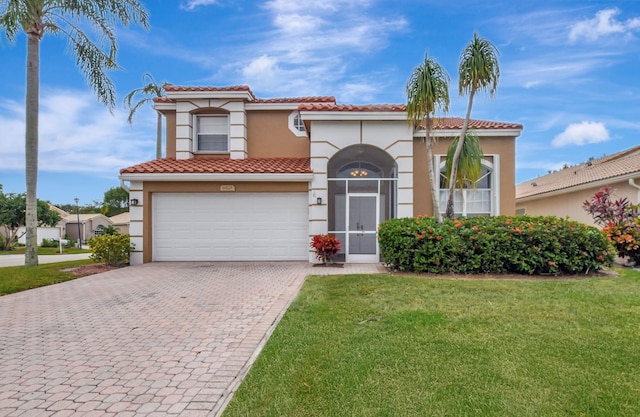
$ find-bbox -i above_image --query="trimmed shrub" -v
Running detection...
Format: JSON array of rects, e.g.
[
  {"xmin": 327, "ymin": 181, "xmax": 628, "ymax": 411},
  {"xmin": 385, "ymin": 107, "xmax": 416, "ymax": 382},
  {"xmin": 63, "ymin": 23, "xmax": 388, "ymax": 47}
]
[
  {"xmin": 40, "ymin": 238, "xmax": 59, "ymax": 248},
  {"xmin": 378, "ymin": 215, "xmax": 615, "ymax": 275},
  {"xmin": 88, "ymin": 234, "xmax": 133, "ymax": 266},
  {"xmin": 311, "ymin": 234, "xmax": 342, "ymax": 264}
]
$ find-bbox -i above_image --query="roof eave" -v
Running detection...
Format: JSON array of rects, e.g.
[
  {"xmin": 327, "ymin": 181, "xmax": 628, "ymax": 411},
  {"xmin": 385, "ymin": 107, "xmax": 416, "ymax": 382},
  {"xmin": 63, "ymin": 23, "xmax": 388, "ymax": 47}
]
[
  {"xmin": 300, "ymin": 111, "xmax": 407, "ymax": 121},
  {"xmin": 118, "ymin": 172, "xmax": 314, "ymax": 182},
  {"xmin": 165, "ymin": 90, "xmax": 254, "ymax": 101}
]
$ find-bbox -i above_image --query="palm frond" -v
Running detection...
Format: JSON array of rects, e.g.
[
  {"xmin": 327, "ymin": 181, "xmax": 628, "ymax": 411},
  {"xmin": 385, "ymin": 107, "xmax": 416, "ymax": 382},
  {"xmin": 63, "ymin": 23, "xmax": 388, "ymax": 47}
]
[{"xmin": 445, "ymin": 130, "xmax": 483, "ymax": 188}]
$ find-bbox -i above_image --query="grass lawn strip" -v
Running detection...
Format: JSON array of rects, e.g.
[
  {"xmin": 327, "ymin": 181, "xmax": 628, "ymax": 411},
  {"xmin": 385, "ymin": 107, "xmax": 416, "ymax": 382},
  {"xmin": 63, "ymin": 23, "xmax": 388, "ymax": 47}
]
[
  {"xmin": 223, "ymin": 269, "xmax": 640, "ymax": 417},
  {"xmin": 0, "ymin": 247, "xmax": 90, "ymax": 255},
  {"xmin": 0, "ymin": 259, "xmax": 96, "ymax": 295}
]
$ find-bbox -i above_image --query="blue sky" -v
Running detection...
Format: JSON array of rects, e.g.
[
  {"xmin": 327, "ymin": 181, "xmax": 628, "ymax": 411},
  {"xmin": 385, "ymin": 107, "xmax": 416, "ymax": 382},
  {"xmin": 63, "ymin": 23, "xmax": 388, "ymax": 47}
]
[{"xmin": 1, "ymin": 0, "xmax": 639, "ymax": 207}]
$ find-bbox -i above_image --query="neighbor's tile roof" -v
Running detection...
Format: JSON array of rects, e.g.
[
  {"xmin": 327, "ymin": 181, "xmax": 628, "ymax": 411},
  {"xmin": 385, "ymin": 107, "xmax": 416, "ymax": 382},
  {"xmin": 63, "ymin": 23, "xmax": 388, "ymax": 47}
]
[
  {"xmin": 109, "ymin": 212, "xmax": 130, "ymax": 225},
  {"xmin": 516, "ymin": 146, "xmax": 640, "ymax": 199},
  {"xmin": 120, "ymin": 157, "xmax": 312, "ymax": 175}
]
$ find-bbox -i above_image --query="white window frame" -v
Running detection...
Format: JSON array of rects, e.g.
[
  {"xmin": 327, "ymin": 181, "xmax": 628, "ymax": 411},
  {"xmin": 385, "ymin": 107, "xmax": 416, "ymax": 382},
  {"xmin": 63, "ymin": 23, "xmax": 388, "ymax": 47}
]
[
  {"xmin": 288, "ymin": 111, "xmax": 307, "ymax": 137},
  {"xmin": 435, "ymin": 154, "xmax": 499, "ymax": 217},
  {"xmin": 194, "ymin": 114, "xmax": 229, "ymax": 153}
]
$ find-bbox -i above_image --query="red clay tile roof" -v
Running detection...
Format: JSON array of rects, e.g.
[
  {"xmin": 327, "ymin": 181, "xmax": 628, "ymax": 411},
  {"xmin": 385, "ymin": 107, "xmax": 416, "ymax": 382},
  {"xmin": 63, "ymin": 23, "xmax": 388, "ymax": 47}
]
[
  {"xmin": 254, "ymin": 96, "xmax": 336, "ymax": 104},
  {"xmin": 164, "ymin": 84, "xmax": 253, "ymax": 93},
  {"xmin": 120, "ymin": 157, "xmax": 312, "ymax": 175},
  {"xmin": 516, "ymin": 146, "xmax": 640, "ymax": 199},
  {"xmin": 426, "ymin": 117, "xmax": 523, "ymax": 130},
  {"xmin": 298, "ymin": 103, "xmax": 407, "ymax": 112}
]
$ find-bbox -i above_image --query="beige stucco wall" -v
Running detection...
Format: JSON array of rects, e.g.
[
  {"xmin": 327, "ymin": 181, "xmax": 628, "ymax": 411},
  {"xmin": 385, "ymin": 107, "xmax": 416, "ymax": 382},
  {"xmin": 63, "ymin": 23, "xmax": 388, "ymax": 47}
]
[
  {"xmin": 413, "ymin": 136, "xmax": 517, "ymax": 216},
  {"xmin": 247, "ymin": 110, "xmax": 310, "ymax": 158},
  {"xmin": 516, "ymin": 178, "xmax": 640, "ymax": 227},
  {"xmin": 164, "ymin": 111, "xmax": 176, "ymax": 159}
]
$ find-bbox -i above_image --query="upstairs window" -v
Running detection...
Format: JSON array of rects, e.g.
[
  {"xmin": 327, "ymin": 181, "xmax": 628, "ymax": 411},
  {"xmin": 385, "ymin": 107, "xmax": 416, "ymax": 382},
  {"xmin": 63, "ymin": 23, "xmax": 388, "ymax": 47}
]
[
  {"xmin": 195, "ymin": 115, "xmax": 229, "ymax": 152},
  {"xmin": 288, "ymin": 111, "xmax": 307, "ymax": 137}
]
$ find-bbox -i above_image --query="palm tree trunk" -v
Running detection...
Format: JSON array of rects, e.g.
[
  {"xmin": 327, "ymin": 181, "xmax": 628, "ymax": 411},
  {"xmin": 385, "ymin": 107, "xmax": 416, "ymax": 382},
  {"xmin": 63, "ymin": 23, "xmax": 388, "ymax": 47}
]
[
  {"xmin": 425, "ymin": 119, "xmax": 442, "ymax": 223},
  {"xmin": 155, "ymin": 111, "xmax": 162, "ymax": 159},
  {"xmin": 445, "ymin": 90, "xmax": 475, "ymax": 218},
  {"xmin": 24, "ymin": 34, "xmax": 40, "ymax": 267}
]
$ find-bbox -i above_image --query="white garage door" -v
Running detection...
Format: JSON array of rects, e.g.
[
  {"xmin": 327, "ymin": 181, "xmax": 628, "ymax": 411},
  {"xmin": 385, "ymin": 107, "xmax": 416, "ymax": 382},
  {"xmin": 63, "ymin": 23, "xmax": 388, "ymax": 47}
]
[{"xmin": 153, "ymin": 193, "xmax": 309, "ymax": 261}]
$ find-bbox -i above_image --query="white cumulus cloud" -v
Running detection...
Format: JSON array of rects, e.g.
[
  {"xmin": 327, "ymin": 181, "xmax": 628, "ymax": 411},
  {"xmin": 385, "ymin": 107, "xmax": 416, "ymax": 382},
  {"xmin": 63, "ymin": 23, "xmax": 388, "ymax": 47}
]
[
  {"xmin": 551, "ymin": 121, "xmax": 610, "ymax": 147},
  {"xmin": 0, "ymin": 89, "xmax": 155, "ymax": 173},
  {"xmin": 569, "ymin": 8, "xmax": 640, "ymax": 43}
]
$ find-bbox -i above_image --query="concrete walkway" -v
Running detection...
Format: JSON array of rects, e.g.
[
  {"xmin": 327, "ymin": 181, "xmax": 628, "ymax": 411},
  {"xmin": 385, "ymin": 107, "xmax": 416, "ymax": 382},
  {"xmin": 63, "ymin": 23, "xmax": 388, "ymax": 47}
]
[
  {"xmin": 0, "ymin": 262, "xmax": 384, "ymax": 416},
  {"xmin": 0, "ymin": 253, "xmax": 91, "ymax": 267}
]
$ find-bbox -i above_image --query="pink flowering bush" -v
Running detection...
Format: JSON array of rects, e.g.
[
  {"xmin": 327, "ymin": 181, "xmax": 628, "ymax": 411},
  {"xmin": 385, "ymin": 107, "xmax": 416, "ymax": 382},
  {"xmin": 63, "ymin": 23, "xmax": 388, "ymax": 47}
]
[{"xmin": 583, "ymin": 187, "xmax": 640, "ymax": 265}]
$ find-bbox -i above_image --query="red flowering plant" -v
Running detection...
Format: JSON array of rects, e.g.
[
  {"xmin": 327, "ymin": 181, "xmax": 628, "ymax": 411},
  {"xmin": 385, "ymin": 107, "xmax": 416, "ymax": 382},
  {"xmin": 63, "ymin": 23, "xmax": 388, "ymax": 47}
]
[
  {"xmin": 310, "ymin": 234, "xmax": 342, "ymax": 264},
  {"xmin": 583, "ymin": 187, "xmax": 640, "ymax": 265}
]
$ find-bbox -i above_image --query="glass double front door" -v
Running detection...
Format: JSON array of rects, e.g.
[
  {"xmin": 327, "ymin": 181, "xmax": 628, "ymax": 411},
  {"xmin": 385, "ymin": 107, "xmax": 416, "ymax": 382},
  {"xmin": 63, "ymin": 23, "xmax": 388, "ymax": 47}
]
[{"xmin": 346, "ymin": 194, "xmax": 379, "ymax": 263}]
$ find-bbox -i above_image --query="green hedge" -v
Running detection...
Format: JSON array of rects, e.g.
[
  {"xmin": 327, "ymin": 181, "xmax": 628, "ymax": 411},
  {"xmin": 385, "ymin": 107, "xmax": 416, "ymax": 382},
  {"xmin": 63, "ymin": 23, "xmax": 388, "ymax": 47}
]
[{"xmin": 378, "ymin": 216, "xmax": 615, "ymax": 275}]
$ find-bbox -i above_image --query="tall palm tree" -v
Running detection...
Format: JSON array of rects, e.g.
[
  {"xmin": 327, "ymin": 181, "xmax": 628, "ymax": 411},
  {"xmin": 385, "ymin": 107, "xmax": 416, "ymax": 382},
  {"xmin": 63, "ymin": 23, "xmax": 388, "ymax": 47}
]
[
  {"xmin": 406, "ymin": 53, "xmax": 450, "ymax": 223},
  {"xmin": 124, "ymin": 73, "xmax": 168, "ymax": 159},
  {"xmin": 445, "ymin": 32, "xmax": 500, "ymax": 218},
  {"xmin": 443, "ymin": 130, "xmax": 483, "ymax": 215},
  {"xmin": 0, "ymin": 0, "xmax": 149, "ymax": 266}
]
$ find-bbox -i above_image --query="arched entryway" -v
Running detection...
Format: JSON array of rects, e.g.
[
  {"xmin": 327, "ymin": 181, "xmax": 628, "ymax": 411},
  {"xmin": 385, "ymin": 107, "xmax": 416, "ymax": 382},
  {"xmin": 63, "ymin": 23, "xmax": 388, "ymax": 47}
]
[{"xmin": 327, "ymin": 145, "xmax": 397, "ymax": 262}]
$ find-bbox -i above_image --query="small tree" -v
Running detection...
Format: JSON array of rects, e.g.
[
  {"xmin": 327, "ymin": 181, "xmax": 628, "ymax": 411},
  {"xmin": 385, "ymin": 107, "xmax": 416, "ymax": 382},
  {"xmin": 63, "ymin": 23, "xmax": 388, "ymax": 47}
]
[
  {"xmin": 124, "ymin": 73, "xmax": 168, "ymax": 159},
  {"xmin": 103, "ymin": 186, "xmax": 129, "ymax": 216},
  {"xmin": 583, "ymin": 187, "xmax": 640, "ymax": 265},
  {"xmin": 406, "ymin": 52, "xmax": 450, "ymax": 223},
  {"xmin": 0, "ymin": 193, "xmax": 62, "ymax": 251},
  {"xmin": 446, "ymin": 32, "xmax": 500, "ymax": 219}
]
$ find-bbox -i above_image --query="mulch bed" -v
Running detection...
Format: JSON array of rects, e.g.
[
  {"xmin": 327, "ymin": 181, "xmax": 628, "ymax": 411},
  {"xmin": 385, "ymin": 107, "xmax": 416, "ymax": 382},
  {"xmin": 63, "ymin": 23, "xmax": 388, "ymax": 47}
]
[
  {"xmin": 313, "ymin": 263, "xmax": 345, "ymax": 268},
  {"xmin": 65, "ymin": 264, "xmax": 123, "ymax": 277}
]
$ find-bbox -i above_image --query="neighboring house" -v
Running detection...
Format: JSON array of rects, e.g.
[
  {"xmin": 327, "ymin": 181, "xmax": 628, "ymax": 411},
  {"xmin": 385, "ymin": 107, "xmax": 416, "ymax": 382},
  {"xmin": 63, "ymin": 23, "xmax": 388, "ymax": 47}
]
[
  {"xmin": 6, "ymin": 204, "xmax": 68, "ymax": 246},
  {"xmin": 516, "ymin": 146, "xmax": 640, "ymax": 226},
  {"xmin": 63, "ymin": 213, "xmax": 114, "ymax": 243},
  {"xmin": 109, "ymin": 212, "xmax": 130, "ymax": 235},
  {"xmin": 119, "ymin": 85, "xmax": 523, "ymax": 265}
]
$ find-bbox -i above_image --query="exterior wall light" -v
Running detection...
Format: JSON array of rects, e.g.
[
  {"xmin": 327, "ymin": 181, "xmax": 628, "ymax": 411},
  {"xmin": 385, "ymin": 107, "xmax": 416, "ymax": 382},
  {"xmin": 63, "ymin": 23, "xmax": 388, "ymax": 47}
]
[
  {"xmin": 317, "ymin": 197, "xmax": 322, "ymax": 205},
  {"xmin": 130, "ymin": 198, "xmax": 139, "ymax": 206}
]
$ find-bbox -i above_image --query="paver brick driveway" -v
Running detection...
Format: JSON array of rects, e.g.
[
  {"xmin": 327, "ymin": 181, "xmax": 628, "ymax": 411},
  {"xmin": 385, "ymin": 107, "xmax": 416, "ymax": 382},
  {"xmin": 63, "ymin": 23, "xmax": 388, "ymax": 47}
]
[{"xmin": 0, "ymin": 262, "xmax": 383, "ymax": 416}]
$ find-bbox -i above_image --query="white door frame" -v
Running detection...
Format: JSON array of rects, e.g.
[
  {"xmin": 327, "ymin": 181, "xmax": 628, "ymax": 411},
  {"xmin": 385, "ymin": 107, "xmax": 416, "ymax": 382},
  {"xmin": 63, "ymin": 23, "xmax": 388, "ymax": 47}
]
[{"xmin": 345, "ymin": 192, "xmax": 379, "ymax": 263}]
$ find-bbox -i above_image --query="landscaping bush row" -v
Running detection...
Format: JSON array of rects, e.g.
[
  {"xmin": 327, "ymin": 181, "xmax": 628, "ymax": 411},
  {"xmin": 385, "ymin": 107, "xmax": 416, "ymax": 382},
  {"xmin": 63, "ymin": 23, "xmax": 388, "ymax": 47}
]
[{"xmin": 378, "ymin": 215, "xmax": 615, "ymax": 275}]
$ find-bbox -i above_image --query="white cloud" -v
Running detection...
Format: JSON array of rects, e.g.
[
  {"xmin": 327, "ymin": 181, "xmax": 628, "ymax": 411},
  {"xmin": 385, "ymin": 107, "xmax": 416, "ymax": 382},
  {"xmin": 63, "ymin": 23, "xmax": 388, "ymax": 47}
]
[
  {"xmin": 231, "ymin": 0, "xmax": 406, "ymax": 99},
  {"xmin": 0, "ymin": 89, "xmax": 154, "ymax": 174},
  {"xmin": 180, "ymin": 0, "xmax": 219, "ymax": 11},
  {"xmin": 569, "ymin": 8, "xmax": 640, "ymax": 43},
  {"xmin": 551, "ymin": 121, "xmax": 610, "ymax": 147}
]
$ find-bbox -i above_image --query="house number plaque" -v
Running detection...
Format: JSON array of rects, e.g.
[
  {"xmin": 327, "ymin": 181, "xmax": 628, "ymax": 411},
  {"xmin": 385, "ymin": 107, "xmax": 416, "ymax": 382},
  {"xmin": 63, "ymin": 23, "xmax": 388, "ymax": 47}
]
[{"xmin": 220, "ymin": 185, "xmax": 236, "ymax": 192}]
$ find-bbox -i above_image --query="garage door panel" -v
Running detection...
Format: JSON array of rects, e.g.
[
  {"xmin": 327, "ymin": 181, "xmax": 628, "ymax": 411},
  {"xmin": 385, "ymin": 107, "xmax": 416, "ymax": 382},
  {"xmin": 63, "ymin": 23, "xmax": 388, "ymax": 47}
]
[{"xmin": 153, "ymin": 193, "xmax": 308, "ymax": 261}]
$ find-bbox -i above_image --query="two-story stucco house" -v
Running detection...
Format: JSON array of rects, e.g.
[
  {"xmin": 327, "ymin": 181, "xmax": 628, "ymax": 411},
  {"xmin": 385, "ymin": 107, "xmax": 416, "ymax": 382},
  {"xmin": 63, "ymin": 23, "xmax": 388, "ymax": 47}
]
[{"xmin": 119, "ymin": 85, "xmax": 522, "ymax": 265}]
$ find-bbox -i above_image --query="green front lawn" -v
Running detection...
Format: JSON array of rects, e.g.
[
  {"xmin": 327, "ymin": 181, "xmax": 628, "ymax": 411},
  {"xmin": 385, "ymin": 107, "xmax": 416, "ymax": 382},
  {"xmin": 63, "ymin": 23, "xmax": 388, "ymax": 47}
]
[
  {"xmin": 224, "ymin": 269, "xmax": 640, "ymax": 417},
  {"xmin": 0, "ymin": 247, "xmax": 90, "ymax": 255},
  {"xmin": 0, "ymin": 259, "xmax": 95, "ymax": 295}
]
